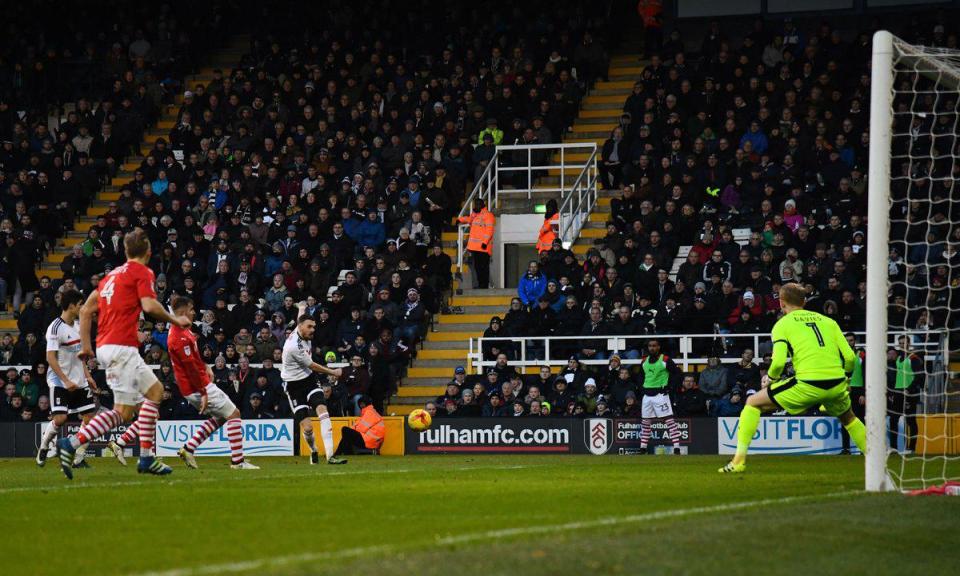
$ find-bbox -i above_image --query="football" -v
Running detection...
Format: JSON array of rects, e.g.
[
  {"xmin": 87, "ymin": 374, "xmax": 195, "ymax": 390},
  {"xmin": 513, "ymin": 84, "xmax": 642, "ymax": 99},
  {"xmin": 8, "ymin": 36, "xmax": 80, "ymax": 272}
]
[{"xmin": 407, "ymin": 408, "xmax": 432, "ymax": 431}]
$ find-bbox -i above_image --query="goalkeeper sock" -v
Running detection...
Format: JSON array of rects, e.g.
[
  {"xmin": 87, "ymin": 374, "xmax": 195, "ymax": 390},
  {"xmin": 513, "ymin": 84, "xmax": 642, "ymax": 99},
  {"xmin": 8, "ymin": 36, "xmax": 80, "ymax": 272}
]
[
  {"xmin": 734, "ymin": 405, "xmax": 761, "ymax": 464},
  {"xmin": 843, "ymin": 417, "xmax": 868, "ymax": 454}
]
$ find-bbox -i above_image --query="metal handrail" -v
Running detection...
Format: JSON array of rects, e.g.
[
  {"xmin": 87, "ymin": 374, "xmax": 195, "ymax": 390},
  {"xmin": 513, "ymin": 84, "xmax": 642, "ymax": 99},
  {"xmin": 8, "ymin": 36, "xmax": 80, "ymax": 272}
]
[
  {"xmin": 454, "ymin": 142, "xmax": 599, "ymax": 278},
  {"xmin": 557, "ymin": 145, "xmax": 599, "ymax": 248},
  {"xmin": 467, "ymin": 330, "xmax": 947, "ymax": 374}
]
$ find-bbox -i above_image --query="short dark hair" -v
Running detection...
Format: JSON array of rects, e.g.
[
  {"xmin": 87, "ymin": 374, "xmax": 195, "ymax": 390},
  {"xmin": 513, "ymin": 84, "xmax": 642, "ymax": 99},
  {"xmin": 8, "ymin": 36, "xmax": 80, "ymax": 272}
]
[
  {"xmin": 297, "ymin": 314, "xmax": 314, "ymax": 325},
  {"xmin": 60, "ymin": 289, "xmax": 83, "ymax": 311},
  {"xmin": 171, "ymin": 294, "xmax": 194, "ymax": 312}
]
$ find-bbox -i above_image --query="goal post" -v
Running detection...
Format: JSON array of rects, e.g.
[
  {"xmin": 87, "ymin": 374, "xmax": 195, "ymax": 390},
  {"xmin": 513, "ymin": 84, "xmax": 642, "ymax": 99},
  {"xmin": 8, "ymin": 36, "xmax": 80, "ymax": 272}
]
[
  {"xmin": 866, "ymin": 31, "xmax": 894, "ymax": 492},
  {"xmin": 866, "ymin": 31, "xmax": 960, "ymax": 492}
]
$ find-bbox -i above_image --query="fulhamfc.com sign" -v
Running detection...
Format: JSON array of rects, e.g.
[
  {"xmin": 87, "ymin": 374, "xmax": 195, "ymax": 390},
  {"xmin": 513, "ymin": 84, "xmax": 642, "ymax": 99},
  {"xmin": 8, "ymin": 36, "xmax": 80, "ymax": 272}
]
[{"xmin": 405, "ymin": 419, "xmax": 573, "ymax": 453}]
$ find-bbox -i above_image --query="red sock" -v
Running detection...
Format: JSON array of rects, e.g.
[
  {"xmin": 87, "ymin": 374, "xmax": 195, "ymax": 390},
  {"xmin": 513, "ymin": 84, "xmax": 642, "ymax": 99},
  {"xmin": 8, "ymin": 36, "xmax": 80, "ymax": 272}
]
[
  {"xmin": 118, "ymin": 420, "xmax": 140, "ymax": 446},
  {"xmin": 640, "ymin": 418, "xmax": 651, "ymax": 449},
  {"xmin": 185, "ymin": 418, "xmax": 220, "ymax": 453},
  {"xmin": 665, "ymin": 417, "xmax": 680, "ymax": 448},
  {"xmin": 226, "ymin": 418, "xmax": 244, "ymax": 464},
  {"xmin": 138, "ymin": 400, "xmax": 160, "ymax": 457},
  {"xmin": 76, "ymin": 410, "xmax": 123, "ymax": 445}
]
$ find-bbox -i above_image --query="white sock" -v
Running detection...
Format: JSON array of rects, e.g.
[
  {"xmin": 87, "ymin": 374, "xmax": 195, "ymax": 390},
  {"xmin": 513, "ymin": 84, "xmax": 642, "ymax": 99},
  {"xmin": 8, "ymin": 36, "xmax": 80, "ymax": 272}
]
[
  {"xmin": 74, "ymin": 444, "xmax": 88, "ymax": 464},
  {"xmin": 318, "ymin": 413, "xmax": 334, "ymax": 460},
  {"xmin": 40, "ymin": 421, "xmax": 60, "ymax": 451},
  {"xmin": 303, "ymin": 426, "xmax": 317, "ymax": 453}
]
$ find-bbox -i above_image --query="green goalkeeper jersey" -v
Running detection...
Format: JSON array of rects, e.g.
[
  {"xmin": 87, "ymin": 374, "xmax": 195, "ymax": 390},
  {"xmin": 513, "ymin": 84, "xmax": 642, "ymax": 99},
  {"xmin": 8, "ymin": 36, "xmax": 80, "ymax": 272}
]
[{"xmin": 768, "ymin": 309, "xmax": 856, "ymax": 382}]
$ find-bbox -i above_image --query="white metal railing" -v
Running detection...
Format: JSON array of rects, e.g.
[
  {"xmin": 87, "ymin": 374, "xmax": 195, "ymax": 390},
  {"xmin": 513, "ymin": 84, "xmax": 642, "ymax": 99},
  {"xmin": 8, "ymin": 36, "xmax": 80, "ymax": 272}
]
[
  {"xmin": 558, "ymin": 145, "xmax": 599, "ymax": 249},
  {"xmin": 455, "ymin": 143, "xmax": 599, "ymax": 277},
  {"xmin": 467, "ymin": 330, "xmax": 947, "ymax": 375}
]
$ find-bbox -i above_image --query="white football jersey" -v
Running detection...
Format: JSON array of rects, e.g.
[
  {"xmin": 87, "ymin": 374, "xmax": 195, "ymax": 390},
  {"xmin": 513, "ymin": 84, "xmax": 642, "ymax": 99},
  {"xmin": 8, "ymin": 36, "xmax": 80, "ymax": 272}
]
[
  {"xmin": 281, "ymin": 331, "xmax": 314, "ymax": 382},
  {"xmin": 45, "ymin": 317, "xmax": 86, "ymax": 388}
]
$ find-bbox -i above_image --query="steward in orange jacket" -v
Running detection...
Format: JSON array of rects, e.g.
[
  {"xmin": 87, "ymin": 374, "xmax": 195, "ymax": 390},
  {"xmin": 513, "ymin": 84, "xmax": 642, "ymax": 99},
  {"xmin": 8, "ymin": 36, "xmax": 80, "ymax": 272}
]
[
  {"xmin": 537, "ymin": 199, "xmax": 559, "ymax": 253},
  {"xmin": 335, "ymin": 396, "xmax": 385, "ymax": 455},
  {"xmin": 456, "ymin": 199, "xmax": 496, "ymax": 288}
]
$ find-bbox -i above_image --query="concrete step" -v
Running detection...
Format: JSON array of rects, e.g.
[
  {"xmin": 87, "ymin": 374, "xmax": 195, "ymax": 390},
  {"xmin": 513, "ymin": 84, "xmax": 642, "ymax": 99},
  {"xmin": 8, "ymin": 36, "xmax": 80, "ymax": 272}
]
[
  {"xmin": 451, "ymin": 294, "xmax": 513, "ymax": 307},
  {"xmin": 579, "ymin": 109, "xmax": 622, "ymax": 119},
  {"xmin": 417, "ymin": 349, "xmax": 470, "ymax": 361},
  {"xmin": 426, "ymin": 331, "xmax": 483, "ymax": 343},
  {"xmin": 384, "ymin": 404, "xmax": 421, "ymax": 416},
  {"xmin": 582, "ymin": 100, "xmax": 626, "ymax": 111},
  {"xmin": 438, "ymin": 314, "xmax": 498, "ymax": 324},
  {"xmin": 423, "ymin": 339, "xmax": 471, "ymax": 350},
  {"xmin": 433, "ymin": 323, "xmax": 489, "ymax": 332},
  {"xmin": 396, "ymin": 386, "xmax": 445, "ymax": 398},
  {"xmin": 594, "ymin": 80, "xmax": 635, "ymax": 90},
  {"xmin": 406, "ymin": 366, "xmax": 462, "ymax": 378}
]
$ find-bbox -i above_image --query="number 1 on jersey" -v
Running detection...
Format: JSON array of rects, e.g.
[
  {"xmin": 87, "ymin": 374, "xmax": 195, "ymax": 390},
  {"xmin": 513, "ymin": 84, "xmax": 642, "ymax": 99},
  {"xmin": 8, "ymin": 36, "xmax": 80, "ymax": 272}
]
[{"xmin": 805, "ymin": 322, "xmax": 825, "ymax": 347}]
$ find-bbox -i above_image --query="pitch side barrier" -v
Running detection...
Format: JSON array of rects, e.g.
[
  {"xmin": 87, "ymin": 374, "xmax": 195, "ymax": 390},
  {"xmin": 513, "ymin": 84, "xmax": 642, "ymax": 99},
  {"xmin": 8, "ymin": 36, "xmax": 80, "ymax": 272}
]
[{"xmin": 7, "ymin": 415, "xmax": 958, "ymax": 457}]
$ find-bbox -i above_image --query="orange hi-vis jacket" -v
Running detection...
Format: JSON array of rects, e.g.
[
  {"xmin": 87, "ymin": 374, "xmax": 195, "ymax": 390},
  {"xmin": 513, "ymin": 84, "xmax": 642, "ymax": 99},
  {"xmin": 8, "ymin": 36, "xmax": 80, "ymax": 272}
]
[
  {"xmin": 353, "ymin": 404, "xmax": 385, "ymax": 450},
  {"xmin": 536, "ymin": 214, "xmax": 559, "ymax": 253},
  {"xmin": 457, "ymin": 208, "xmax": 496, "ymax": 255}
]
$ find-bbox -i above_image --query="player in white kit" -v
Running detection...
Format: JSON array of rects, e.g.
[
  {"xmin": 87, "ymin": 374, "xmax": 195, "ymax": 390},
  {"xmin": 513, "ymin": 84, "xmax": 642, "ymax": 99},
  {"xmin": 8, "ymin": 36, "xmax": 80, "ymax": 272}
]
[
  {"xmin": 37, "ymin": 290, "xmax": 99, "ymax": 468},
  {"xmin": 282, "ymin": 303, "xmax": 346, "ymax": 465}
]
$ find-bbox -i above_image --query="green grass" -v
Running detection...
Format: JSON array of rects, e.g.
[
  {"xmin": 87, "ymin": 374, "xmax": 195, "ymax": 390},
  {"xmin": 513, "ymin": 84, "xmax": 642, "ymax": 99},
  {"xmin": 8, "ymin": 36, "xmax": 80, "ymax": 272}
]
[{"xmin": 0, "ymin": 455, "xmax": 957, "ymax": 576}]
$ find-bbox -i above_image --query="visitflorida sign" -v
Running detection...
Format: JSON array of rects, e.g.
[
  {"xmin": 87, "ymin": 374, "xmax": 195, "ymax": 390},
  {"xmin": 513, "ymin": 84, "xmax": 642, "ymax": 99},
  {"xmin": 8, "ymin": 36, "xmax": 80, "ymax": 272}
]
[
  {"xmin": 717, "ymin": 416, "xmax": 861, "ymax": 455},
  {"xmin": 156, "ymin": 419, "xmax": 294, "ymax": 456}
]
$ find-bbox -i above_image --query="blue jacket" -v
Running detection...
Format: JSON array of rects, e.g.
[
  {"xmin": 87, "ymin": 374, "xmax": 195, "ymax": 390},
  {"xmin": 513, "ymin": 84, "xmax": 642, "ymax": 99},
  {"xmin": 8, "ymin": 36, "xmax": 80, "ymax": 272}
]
[
  {"xmin": 342, "ymin": 218, "xmax": 362, "ymax": 242},
  {"xmin": 264, "ymin": 254, "xmax": 284, "ymax": 279},
  {"xmin": 739, "ymin": 130, "xmax": 768, "ymax": 154},
  {"xmin": 355, "ymin": 219, "xmax": 386, "ymax": 249},
  {"xmin": 407, "ymin": 188, "xmax": 421, "ymax": 209},
  {"xmin": 518, "ymin": 272, "xmax": 547, "ymax": 306}
]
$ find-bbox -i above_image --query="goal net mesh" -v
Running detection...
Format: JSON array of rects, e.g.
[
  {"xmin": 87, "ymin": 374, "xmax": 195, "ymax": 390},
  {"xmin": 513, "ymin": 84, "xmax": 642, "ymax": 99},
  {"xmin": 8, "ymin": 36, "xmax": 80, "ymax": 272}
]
[{"xmin": 883, "ymin": 37, "xmax": 960, "ymax": 491}]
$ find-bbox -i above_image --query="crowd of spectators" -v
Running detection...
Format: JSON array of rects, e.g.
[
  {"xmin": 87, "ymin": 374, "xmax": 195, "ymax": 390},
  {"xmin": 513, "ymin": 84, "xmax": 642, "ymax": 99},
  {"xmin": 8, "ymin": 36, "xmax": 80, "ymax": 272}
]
[
  {"xmin": 0, "ymin": 0, "xmax": 616, "ymax": 422},
  {"xmin": 423, "ymin": 345, "xmax": 774, "ymax": 419},
  {"xmin": 456, "ymin": 13, "xmax": 960, "ymax": 419}
]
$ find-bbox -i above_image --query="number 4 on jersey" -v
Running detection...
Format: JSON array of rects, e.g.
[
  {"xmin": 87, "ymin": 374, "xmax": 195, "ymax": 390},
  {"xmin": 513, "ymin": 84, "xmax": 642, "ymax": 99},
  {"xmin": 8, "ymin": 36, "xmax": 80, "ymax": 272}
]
[{"xmin": 100, "ymin": 276, "xmax": 116, "ymax": 305}]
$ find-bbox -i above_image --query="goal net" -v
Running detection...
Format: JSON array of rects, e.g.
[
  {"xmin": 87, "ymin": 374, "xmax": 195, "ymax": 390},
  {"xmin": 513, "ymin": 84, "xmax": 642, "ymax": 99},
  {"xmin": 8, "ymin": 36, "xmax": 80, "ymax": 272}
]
[{"xmin": 867, "ymin": 32, "xmax": 960, "ymax": 492}]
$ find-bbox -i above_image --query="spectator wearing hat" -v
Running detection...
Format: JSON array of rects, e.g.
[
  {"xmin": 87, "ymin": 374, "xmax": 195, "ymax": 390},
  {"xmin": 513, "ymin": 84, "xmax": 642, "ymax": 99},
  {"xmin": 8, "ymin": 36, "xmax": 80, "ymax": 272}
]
[
  {"xmin": 577, "ymin": 378, "xmax": 600, "ymax": 415},
  {"xmin": 482, "ymin": 393, "xmax": 509, "ymax": 417},
  {"xmin": 396, "ymin": 288, "xmax": 425, "ymax": 345},
  {"xmin": 481, "ymin": 317, "xmax": 511, "ymax": 360},
  {"xmin": 548, "ymin": 374, "xmax": 576, "ymax": 411}
]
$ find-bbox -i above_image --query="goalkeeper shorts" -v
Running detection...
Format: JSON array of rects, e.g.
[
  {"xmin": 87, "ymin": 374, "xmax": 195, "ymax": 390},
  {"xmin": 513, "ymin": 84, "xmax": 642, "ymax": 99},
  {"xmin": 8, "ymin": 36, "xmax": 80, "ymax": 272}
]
[{"xmin": 768, "ymin": 376, "xmax": 851, "ymax": 417}]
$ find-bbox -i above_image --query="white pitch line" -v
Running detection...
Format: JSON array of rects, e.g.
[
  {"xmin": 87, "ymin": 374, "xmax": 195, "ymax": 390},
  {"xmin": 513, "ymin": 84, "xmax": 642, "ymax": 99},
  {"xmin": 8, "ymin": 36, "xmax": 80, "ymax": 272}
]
[
  {"xmin": 0, "ymin": 463, "xmax": 539, "ymax": 495},
  {"xmin": 131, "ymin": 490, "xmax": 863, "ymax": 576}
]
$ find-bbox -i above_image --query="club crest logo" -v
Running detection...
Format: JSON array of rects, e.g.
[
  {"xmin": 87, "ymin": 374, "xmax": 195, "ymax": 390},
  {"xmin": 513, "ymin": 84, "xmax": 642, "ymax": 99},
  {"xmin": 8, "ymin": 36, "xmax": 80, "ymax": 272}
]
[{"xmin": 584, "ymin": 418, "xmax": 613, "ymax": 455}]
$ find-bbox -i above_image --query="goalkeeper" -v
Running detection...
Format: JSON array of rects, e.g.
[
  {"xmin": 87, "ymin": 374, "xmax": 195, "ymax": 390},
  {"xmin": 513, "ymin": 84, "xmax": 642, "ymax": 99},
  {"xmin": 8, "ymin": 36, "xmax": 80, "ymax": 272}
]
[{"xmin": 719, "ymin": 283, "xmax": 867, "ymax": 473}]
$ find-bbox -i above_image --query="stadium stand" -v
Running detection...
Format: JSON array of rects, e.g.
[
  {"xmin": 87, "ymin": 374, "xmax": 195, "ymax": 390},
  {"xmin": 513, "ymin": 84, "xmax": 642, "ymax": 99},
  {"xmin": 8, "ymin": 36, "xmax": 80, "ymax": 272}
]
[{"xmin": 1, "ymin": 1, "xmax": 958, "ymax": 425}]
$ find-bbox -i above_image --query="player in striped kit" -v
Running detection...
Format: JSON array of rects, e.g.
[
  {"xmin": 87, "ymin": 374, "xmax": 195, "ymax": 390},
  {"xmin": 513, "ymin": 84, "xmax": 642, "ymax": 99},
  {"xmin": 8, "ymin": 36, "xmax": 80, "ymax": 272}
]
[
  {"xmin": 105, "ymin": 296, "xmax": 260, "ymax": 469},
  {"xmin": 56, "ymin": 229, "xmax": 192, "ymax": 479},
  {"xmin": 636, "ymin": 339, "xmax": 683, "ymax": 455},
  {"xmin": 168, "ymin": 295, "xmax": 258, "ymax": 469},
  {"xmin": 36, "ymin": 290, "xmax": 99, "ymax": 468}
]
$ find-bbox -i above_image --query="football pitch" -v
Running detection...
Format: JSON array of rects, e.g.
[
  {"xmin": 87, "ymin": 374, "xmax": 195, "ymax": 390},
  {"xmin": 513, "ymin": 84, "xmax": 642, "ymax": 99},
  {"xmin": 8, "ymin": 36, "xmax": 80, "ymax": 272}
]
[{"xmin": 1, "ymin": 455, "xmax": 957, "ymax": 576}]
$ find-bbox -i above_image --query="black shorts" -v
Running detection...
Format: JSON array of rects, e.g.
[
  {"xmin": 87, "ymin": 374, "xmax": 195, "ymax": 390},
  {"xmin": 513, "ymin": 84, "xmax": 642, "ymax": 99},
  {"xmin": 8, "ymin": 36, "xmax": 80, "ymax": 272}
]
[
  {"xmin": 283, "ymin": 375, "xmax": 326, "ymax": 415},
  {"xmin": 50, "ymin": 385, "xmax": 96, "ymax": 415}
]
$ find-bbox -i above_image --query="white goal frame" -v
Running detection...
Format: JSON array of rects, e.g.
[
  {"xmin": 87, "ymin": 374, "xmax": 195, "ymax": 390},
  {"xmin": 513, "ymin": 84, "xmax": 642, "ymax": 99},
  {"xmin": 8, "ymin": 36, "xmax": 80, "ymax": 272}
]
[{"xmin": 865, "ymin": 30, "xmax": 894, "ymax": 492}]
